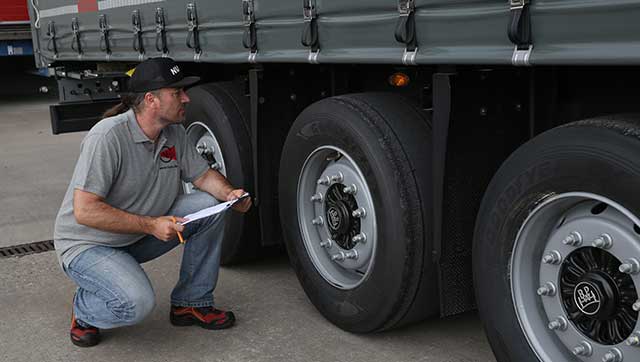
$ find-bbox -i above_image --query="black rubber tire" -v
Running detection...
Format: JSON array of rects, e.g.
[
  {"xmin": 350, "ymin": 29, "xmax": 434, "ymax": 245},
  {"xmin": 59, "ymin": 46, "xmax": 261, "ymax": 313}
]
[
  {"xmin": 185, "ymin": 82, "xmax": 260, "ymax": 265},
  {"xmin": 279, "ymin": 93, "xmax": 439, "ymax": 333},
  {"xmin": 473, "ymin": 116, "xmax": 640, "ymax": 362}
]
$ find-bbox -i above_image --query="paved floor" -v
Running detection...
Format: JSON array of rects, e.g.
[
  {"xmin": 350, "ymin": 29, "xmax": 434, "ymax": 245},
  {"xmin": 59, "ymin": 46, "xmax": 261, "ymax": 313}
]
[{"xmin": 0, "ymin": 93, "xmax": 497, "ymax": 362}]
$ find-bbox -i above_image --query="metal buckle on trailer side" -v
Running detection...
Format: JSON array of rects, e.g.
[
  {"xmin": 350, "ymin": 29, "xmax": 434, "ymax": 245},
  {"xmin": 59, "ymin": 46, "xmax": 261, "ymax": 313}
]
[
  {"xmin": 98, "ymin": 14, "xmax": 111, "ymax": 60},
  {"xmin": 132, "ymin": 10, "xmax": 145, "ymax": 61},
  {"xmin": 396, "ymin": 0, "xmax": 418, "ymax": 65},
  {"xmin": 303, "ymin": 0, "xmax": 319, "ymax": 64},
  {"xmin": 242, "ymin": 0, "xmax": 258, "ymax": 64},
  {"xmin": 46, "ymin": 21, "xmax": 58, "ymax": 60},
  {"xmin": 186, "ymin": 3, "xmax": 202, "ymax": 62},
  {"xmin": 71, "ymin": 17, "xmax": 83, "ymax": 59},
  {"xmin": 155, "ymin": 7, "xmax": 169, "ymax": 57},
  {"xmin": 509, "ymin": 0, "xmax": 533, "ymax": 66}
]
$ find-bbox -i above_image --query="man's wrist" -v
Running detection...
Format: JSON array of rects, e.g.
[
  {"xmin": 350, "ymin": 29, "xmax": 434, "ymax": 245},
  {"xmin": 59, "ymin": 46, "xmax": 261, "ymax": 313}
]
[{"xmin": 138, "ymin": 216, "xmax": 155, "ymax": 235}]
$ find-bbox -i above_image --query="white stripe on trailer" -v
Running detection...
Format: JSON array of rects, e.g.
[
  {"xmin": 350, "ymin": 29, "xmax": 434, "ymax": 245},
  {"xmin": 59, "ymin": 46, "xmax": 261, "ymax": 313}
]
[
  {"xmin": 40, "ymin": 5, "xmax": 79, "ymax": 19},
  {"xmin": 98, "ymin": 0, "xmax": 164, "ymax": 11}
]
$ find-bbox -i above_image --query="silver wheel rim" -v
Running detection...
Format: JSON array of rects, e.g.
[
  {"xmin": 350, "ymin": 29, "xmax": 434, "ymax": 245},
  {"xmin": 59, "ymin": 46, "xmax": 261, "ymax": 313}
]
[
  {"xmin": 512, "ymin": 192, "xmax": 640, "ymax": 362},
  {"xmin": 297, "ymin": 146, "xmax": 377, "ymax": 290},
  {"xmin": 183, "ymin": 121, "xmax": 227, "ymax": 194}
]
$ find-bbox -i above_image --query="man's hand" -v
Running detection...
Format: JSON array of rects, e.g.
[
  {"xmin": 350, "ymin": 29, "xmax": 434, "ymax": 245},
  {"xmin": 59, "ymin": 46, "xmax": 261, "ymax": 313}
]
[
  {"xmin": 227, "ymin": 189, "xmax": 252, "ymax": 213},
  {"xmin": 149, "ymin": 216, "xmax": 187, "ymax": 241}
]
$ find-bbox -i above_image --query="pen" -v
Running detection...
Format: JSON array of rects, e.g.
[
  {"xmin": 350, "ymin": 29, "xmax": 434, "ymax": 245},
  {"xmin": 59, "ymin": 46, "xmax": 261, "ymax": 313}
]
[{"xmin": 171, "ymin": 216, "xmax": 185, "ymax": 244}]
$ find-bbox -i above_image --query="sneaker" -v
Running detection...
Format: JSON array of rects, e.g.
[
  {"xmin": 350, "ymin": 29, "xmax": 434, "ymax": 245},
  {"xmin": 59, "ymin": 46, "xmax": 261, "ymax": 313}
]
[
  {"xmin": 170, "ymin": 306, "xmax": 236, "ymax": 330},
  {"xmin": 70, "ymin": 314, "xmax": 100, "ymax": 347}
]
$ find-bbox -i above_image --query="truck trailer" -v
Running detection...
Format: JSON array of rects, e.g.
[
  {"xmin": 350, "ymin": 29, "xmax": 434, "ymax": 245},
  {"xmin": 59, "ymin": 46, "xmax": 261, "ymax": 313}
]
[{"xmin": 26, "ymin": 1, "xmax": 640, "ymax": 361}]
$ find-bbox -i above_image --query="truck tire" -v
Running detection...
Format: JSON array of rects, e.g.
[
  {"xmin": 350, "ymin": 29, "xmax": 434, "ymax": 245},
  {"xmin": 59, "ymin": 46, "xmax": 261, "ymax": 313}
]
[
  {"xmin": 184, "ymin": 82, "xmax": 259, "ymax": 265},
  {"xmin": 474, "ymin": 117, "xmax": 640, "ymax": 362},
  {"xmin": 279, "ymin": 93, "xmax": 439, "ymax": 333}
]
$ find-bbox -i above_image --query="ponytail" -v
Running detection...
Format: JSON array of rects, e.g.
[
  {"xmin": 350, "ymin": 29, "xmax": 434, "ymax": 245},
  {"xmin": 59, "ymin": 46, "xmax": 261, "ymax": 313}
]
[{"xmin": 101, "ymin": 92, "xmax": 147, "ymax": 118}]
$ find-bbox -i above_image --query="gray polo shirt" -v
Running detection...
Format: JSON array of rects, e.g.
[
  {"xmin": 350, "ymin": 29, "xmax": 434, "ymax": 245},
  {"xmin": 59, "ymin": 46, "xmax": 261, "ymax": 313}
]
[{"xmin": 53, "ymin": 109, "xmax": 209, "ymax": 268}]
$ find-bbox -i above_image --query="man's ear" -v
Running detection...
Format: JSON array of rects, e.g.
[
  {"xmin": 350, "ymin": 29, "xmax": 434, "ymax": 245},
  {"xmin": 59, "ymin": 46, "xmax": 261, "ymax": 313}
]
[{"xmin": 144, "ymin": 91, "xmax": 157, "ymax": 108}]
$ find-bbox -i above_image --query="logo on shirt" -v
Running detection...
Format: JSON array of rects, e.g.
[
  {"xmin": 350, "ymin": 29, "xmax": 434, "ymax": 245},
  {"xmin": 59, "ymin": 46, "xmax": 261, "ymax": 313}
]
[
  {"xmin": 160, "ymin": 145, "xmax": 177, "ymax": 163},
  {"xmin": 170, "ymin": 65, "xmax": 180, "ymax": 76}
]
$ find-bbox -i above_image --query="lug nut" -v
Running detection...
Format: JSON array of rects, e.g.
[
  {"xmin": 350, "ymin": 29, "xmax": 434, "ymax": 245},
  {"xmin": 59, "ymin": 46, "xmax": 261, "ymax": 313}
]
[
  {"xmin": 619, "ymin": 258, "xmax": 640, "ymax": 274},
  {"xmin": 317, "ymin": 176, "xmax": 330, "ymax": 186},
  {"xmin": 343, "ymin": 184, "xmax": 357, "ymax": 195},
  {"xmin": 592, "ymin": 234, "xmax": 613, "ymax": 249},
  {"xmin": 547, "ymin": 317, "xmax": 567, "ymax": 331},
  {"xmin": 572, "ymin": 341, "xmax": 593, "ymax": 357},
  {"xmin": 330, "ymin": 173, "xmax": 344, "ymax": 183},
  {"xmin": 562, "ymin": 231, "xmax": 583, "ymax": 246},
  {"xmin": 633, "ymin": 300, "xmax": 640, "ymax": 312},
  {"xmin": 311, "ymin": 217, "xmax": 324, "ymax": 226},
  {"xmin": 310, "ymin": 193, "xmax": 323, "ymax": 202},
  {"xmin": 626, "ymin": 333, "xmax": 640, "ymax": 346},
  {"xmin": 537, "ymin": 282, "xmax": 557, "ymax": 296},
  {"xmin": 331, "ymin": 252, "xmax": 345, "ymax": 262},
  {"xmin": 352, "ymin": 208, "xmax": 366, "ymax": 218},
  {"xmin": 345, "ymin": 250, "xmax": 358, "ymax": 260},
  {"xmin": 352, "ymin": 233, "xmax": 367, "ymax": 244},
  {"xmin": 211, "ymin": 162, "xmax": 221, "ymax": 170},
  {"xmin": 320, "ymin": 239, "xmax": 333, "ymax": 248},
  {"xmin": 602, "ymin": 348, "xmax": 623, "ymax": 362},
  {"xmin": 542, "ymin": 251, "xmax": 562, "ymax": 265}
]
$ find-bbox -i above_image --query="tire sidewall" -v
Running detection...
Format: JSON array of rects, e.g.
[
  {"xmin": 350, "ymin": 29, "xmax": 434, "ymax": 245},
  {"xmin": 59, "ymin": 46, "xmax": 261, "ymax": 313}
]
[
  {"xmin": 280, "ymin": 97, "xmax": 425, "ymax": 332},
  {"xmin": 474, "ymin": 124, "xmax": 640, "ymax": 362}
]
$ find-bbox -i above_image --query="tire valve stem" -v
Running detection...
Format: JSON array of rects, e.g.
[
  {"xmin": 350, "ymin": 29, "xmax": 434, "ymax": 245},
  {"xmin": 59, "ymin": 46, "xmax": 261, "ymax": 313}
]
[
  {"xmin": 572, "ymin": 342, "xmax": 593, "ymax": 357},
  {"xmin": 592, "ymin": 233, "xmax": 613, "ymax": 249},
  {"xmin": 331, "ymin": 252, "xmax": 345, "ymax": 262},
  {"xmin": 310, "ymin": 193, "xmax": 323, "ymax": 202},
  {"xmin": 537, "ymin": 282, "xmax": 557, "ymax": 296},
  {"xmin": 602, "ymin": 348, "xmax": 623, "ymax": 362},
  {"xmin": 352, "ymin": 233, "xmax": 367, "ymax": 244},
  {"xmin": 632, "ymin": 300, "xmax": 640, "ymax": 312},
  {"xmin": 619, "ymin": 258, "xmax": 640, "ymax": 274},
  {"xmin": 562, "ymin": 231, "xmax": 583, "ymax": 246},
  {"xmin": 343, "ymin": 184, "xmax": 357, "ymax": 195},
  {"xmin": 542, "ymin": 251, "xmax": 562, "ymax": 265},
  {"xmin": 547, "ymin": 317, "xmax": 567, "ymax": 331},
  {"xmin": 312, "ymin": 217, "xmax": 324, "ymax": 226},
  {"xmin": 352, "ymin": 208, "xmax": 366, "ymax": 219}
]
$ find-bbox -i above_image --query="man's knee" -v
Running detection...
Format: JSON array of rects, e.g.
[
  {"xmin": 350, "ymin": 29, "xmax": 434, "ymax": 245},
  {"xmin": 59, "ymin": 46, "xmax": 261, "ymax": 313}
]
[{"xmin": 107, "ymin": 284, "xmax": 156, "ymax": 325}]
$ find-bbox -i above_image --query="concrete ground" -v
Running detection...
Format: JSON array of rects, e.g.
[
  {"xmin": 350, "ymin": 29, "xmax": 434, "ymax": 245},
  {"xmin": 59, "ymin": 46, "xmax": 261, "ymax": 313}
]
[{"xmin": 0, "ymin": 90, "xmax": 497, "ymax": 362}]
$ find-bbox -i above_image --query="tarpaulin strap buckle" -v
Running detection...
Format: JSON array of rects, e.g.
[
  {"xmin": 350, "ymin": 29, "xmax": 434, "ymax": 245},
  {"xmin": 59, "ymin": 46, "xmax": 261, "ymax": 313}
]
[
  {"xmin": 132, "ymin": 10, "xmax": 145, "ymax": 60},
  {"xmin": 242, "ymin": 0, "xmax": 258, "ymax": 63},
  {"xmin": 71, "ymin": 17, "xmax": 83, "ymax": 57},
  {"xmin": 99, "ymin": 14, "xmax": 111, "ymax": 57},
  {"xmin": 46, "ymin": 21, "xmax": 58, "ymax": 59},
  {"xmin": 509, "ymin": 0, "xmax": 533, "ymax": 66},
  {"xmin": 395, "ymin": 0, "xmax": 418, "ymax": 65},
  {"xmin": 301, "ymin": 0, "xmax": 319, "ymax": 63},
  {"xmin": 155, "ymin": 7, "xmax": 169, "ymax": 56},
  {"xmin": 186, "ymin": 3, "xmax": 202, "ymax": 60}
]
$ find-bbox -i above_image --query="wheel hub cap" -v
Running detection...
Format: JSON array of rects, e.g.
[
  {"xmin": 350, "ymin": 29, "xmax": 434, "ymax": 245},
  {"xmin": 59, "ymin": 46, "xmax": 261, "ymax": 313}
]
[{"xmin": 325, "ymin": 184, "xmax": 360, "ymax": 249}]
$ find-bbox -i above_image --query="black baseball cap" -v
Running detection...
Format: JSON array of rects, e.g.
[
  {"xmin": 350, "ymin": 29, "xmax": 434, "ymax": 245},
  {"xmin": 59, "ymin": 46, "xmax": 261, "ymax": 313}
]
[{"xmin": 128, "ymin": 57, "xmax": 200, "ymax": 92}]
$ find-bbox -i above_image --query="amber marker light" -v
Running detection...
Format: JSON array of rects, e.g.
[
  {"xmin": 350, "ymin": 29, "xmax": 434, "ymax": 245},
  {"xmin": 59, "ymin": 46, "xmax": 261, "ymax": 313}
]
[{"xmin": 388, "ymin": 72, "xmax": 410, "ymax": 87}]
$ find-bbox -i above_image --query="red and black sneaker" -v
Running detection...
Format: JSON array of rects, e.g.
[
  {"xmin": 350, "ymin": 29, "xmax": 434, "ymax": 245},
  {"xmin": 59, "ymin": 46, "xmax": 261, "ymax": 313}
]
[
  {"xmin": 70, "ymin": 314, "xmax": 100, "ymax": 347},
  {"xmin": 170, "ymin": 306, "xmax": 236, "ymax": 330}
]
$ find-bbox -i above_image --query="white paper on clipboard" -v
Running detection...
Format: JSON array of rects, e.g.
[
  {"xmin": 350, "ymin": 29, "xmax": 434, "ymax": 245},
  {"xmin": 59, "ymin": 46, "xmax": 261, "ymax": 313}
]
[{"xmin": 179, "ymin": 193, "xmax": 250, "ymax": 225}]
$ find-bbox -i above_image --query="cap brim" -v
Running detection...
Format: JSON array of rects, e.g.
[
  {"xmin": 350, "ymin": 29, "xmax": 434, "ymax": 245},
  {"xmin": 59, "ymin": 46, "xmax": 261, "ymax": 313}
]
[{"xmin": 167, "ymin": 76, "xmax": 201, "ymax": 89}]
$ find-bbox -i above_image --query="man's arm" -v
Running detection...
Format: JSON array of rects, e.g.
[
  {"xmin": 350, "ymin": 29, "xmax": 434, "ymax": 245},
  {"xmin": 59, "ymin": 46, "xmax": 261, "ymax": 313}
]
[
  {"xmin": 192, "ymin": 169, "xmax": 252, "ymax": 212},
  {"xmin": 73, "ymin": 189, "xmax": 185, "ymax": 241}
]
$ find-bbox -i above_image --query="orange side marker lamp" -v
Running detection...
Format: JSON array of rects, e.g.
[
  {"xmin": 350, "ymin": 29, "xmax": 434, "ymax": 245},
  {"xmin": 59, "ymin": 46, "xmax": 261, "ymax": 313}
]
[{"xmin": 171, "ymin": 216, "xmax": 186, "ymax": 244}]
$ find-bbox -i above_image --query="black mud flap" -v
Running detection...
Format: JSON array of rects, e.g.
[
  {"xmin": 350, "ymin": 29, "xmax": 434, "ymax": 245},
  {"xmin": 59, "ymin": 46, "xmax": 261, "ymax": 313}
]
[{"xmin": 50, "ymin": 99, "xmax": 120, "ymax": 134}]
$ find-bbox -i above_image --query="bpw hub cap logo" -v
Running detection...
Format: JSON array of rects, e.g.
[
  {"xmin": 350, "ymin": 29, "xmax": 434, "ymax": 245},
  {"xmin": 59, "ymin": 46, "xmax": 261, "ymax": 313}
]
[
  {"xmin": 170, "ymin": 65, "xmax": 180, "ymax": 76},
  {"xmin": 574, "ymin": 282, "xmax": 602, "ymax": 315},
  {"xmin": 327, "ymin": 207, "xmax": 341, "ymax": 231}
]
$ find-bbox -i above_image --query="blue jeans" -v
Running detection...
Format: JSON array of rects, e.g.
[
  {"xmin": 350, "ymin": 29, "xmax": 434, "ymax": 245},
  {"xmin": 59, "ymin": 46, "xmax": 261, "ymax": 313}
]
[{"xmin": 63, "ymin": 192, "xmax": 226, "ymax": 329}]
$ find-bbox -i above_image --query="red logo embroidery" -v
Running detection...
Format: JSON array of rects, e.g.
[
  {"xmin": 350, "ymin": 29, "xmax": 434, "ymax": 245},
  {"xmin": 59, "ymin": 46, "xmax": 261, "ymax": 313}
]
[{"xmin": 160, "ymin": 146, "xmax": 177, "ymax": 163}]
